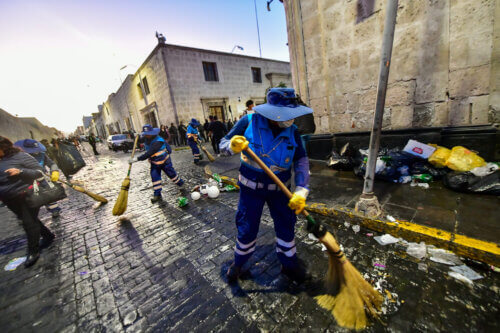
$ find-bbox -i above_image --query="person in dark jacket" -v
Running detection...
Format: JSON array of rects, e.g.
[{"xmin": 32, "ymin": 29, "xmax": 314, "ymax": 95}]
[
  {"xmin": 0, "ymin": 136, "xmax": 55, "ymax": 267},
  {"xmin": 169, "ymin": 123, "xmax": 179, "ymax": 146},
  {"xmin": 159, "ymin": 125, "xmax": 171, "ymax": 142},
  {"xmin": 178, "ymin": 122, "xmax": 187, "ymax": 146},
  {"xmin": 14, "ymin": 139, "xmax": 62, "ymax": 218},
  {"xmin": 88, "ymin": 133, "xmax": 99, "ymax": 155},
  {"xmin": 208, "ymin": 116, "xmax": 227, "ymax": 155}
]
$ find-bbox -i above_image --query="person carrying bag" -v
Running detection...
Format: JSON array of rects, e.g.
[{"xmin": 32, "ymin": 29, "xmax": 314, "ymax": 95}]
[{"xmin": 0, "ymin": 136, "xmax": 57, "ymax": 268}]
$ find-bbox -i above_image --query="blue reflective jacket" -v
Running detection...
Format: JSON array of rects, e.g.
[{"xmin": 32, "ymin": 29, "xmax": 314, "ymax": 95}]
[
  {"xmin": 144, "ymin": 136, "xmax": 169, "ymax": 164},
  {"xmin": 240, "ymin": 114, "xmax": 298, "ymax": 183}
]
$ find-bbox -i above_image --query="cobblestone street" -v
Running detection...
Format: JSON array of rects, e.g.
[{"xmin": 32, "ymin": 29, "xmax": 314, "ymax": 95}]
[{"xmin": 0, "ymin": 143, "xmax": 498, "ymax": 332}]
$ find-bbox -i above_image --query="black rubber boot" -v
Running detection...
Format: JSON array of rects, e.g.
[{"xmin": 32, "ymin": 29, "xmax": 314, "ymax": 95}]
[
  {"xmin": 281, "ymin": 265, "xmax": 311, "ymax": 284},
  {"xmin": 39, "ymin": 234, "xmax": 55, "ymax": 250},
  {"xmin": 226, "ymin": 263, "xmax": 242, "ymax": 283},
  {"xmin": 24, "ymin": 253, "xmax": 40, "ymax": 268},
  {"xmin": 151, "ymin": 195, "xmax": 162, "ymax": 203}
]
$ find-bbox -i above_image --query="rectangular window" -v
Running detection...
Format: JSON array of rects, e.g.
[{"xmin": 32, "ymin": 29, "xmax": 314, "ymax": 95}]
[
  {"xmin": 203, "ymin": 62, "xmax": 219, "ymax": 82},
  {"xmin": 251, "ymin": 67, "xmax": 262, "ymax": 83},
  {"xmin": 137, "ymin": 77, "xmax": 150, "ymax": 99}
]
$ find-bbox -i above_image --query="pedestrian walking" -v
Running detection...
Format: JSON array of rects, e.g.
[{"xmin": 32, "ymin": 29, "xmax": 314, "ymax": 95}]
[
  {"xmin": 242, "ymin": 99, "xmax": 254, "ymax": 116},
  {"xmin": 128, "ymin": 125, "xmax": 185, "ymax": 203},
  {"xmin": 219, "ymin": 88, "xmax": 313, "ymax": 283},
  {"xmin": 14, "ymin": 139, "xmax": 62, "ymax": 217},
  {"xmin": 208, "ymin": 115, "xmax": 227, "ymax": 155},
  {"xmin": 169, "ymin": 123, "xmax": 179, "ymax": 146},
  {"xmin": 197, "ymin": 122, "xmax": 206, "ymax": 143},
  {"xmin": 186, "ymin": 119, "xmax": 202, "ymax": 164},
  {"xmin": 88, "ymin": 133, "xmax": 99, "ymax": 155},
  {"xmin": 178, "ymin": 122, "xmax": 187, "ymax": 146},
  {"xmin": 0, "ymin": 136, "xmax": 56, "ymax": 267}
]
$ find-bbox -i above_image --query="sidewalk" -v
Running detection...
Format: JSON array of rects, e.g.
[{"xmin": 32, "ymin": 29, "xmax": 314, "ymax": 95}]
[{"xmin": 209, "ymin": 155, "xmax": 500, "ymax": 266}]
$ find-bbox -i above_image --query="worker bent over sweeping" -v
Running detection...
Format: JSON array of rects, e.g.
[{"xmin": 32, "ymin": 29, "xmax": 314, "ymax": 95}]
[
  {"xmin": 14, "ymin": 139, "xmax": 62, "ymax": 217},
  {"xmin": 187, "ymin": 118, "xmax": 201, "ymax": 164},
  {"xmin": 129, "ymin": 124, "xmax": 184, "ymax": 203},
  {"xmin": 220, "ymin": 88, "xmax": 313, "ymax": 284}
]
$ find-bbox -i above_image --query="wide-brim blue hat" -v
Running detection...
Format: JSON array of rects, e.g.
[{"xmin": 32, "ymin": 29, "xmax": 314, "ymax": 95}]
[
  {"xmin": 14, "ymin": 139, "xmax": 46, "ymax": 154},
  {"xmin": 254, "ymin": 88, "xmax": 313, "ymax": 122},
  {"xmin": 190, "ymin": 118, "xmax": 200, "ymax": 127},
  {"xmin": 141, "ymin": 124, "xmax": 160, "ymax": 136}
]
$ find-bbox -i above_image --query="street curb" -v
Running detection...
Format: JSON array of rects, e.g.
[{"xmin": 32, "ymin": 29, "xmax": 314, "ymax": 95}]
[{"xmin": 306, "ymin": 202, "xmax": 500, "ymax": 267}]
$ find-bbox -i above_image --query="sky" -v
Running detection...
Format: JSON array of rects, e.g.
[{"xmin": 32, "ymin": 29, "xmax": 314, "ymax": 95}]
[{"xmin": 0, "ymin": 0, "xmax": 289, "ymax": 133}]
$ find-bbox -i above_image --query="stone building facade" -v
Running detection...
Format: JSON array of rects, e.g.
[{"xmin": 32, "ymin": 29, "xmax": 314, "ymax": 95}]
[
  {"xmin": 92, "ymin": 42, "xmax": 291, "ymax": 137},
  {"xmin": 282, "ymin": 0, "xmax": 499, "ymax": 133}
]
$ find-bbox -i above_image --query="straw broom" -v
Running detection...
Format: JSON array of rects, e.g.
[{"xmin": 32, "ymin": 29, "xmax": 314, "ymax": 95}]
[
  {"xmin": 112, "ymin": 136, "xmax": 139, "ymax": 216},
  {"xmin": 57, "ymin": 179, "xmax": 108, "ymax": 203},
  {"xmin": 243, "ymin": 146, "xmax": 383, "ymax": 330},
  {"xmin": 197, "ymin": 140, "xmax": 215, "ymax": 162}
]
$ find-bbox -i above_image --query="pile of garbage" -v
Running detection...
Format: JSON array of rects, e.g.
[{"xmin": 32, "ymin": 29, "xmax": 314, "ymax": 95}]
[{"xmin": 328, "ymin": 140, "xmax": 499, "ymax": 195}]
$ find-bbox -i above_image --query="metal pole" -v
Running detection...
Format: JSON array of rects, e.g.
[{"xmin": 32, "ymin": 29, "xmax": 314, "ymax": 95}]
[
  {"xmin": 356, "ymin": 0, "xmax": 399, "ymax": 217},
  {"xmin": 254, "ymin": 0, "xmax": 262, "ymax": 57}
]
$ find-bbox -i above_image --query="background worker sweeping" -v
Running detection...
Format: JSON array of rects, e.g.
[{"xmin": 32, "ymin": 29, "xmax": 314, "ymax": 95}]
[
  {"xmin": 129, "ymin": 124, "xmax": 184, "ymax": 203},
  {"xmin": 186, "ymin": 118, "xmax": 202, "ymax": 164},
  {"xmin": 14, "ymin": 139, "xmax": 62, "ymax": 217},
  {"xmin": 220, "ymin": 88, "xmax": 313, "ymax": 283}
]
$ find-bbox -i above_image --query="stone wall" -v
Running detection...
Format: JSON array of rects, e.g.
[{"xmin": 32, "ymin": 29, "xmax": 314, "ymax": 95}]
[
  {"xmin": 283, "ymin": 0, "xmax": 499, "ymax": 133},
  {"xmin": 0, "ymin": 108, "xmax": 60, "ymax": 142}
]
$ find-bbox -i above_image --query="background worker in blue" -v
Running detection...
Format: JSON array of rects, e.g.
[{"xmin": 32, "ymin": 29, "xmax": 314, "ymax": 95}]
[
  {"xmin": 219, "ymin": 88, "xmax": 313, "ymax": 284},
  {"xmin": 14, "ymin": 139, "xmax": 62, "ymax": 217},
  {"xmin": 186, "ymin": 118, "xmax": 202, "ymax": 164},
  {"xmin": 129, "ymin": 124, "xmax": 184, "ymax": 203}
]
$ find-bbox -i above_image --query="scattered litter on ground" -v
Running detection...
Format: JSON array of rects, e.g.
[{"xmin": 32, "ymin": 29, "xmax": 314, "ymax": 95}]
[
  {"xmin": 374, "ymin": 234, "xmax": 399, "ymax": 245},
  {"xmin": 374, "ymin": 263, "xmax": 386, "ymax": 270},
  {"xmin": 78, "ymin": 271, "xmax": 89, "ymax": 276},
  {"xmin": 320, "ymin": 244, "xmax": 327, "ymax": 252},
  {"xmin": 450, "ymin": 265, "xmax": 483, "ymax": 281},
  {"xmin": 491, "ymin": 265, "xmax": 500, "ymax": 273},
  {"xmin": 344, "ymin": 221, "xmax": 350, "ymax": 228},
  {"xmin": 366, "ymin": 233, "xmax": 373, "ymax": 237},
  {"xmin": 4, "ymin": 257, "xmax": 26, "ymax": 271},
  {"xmin": 418, "ymin": 263, "xmax": 428, "ymax": 272},
  {"xmin": 386, "ymin": 215, "xmax": 396, "ymax": 222},
  {"xmin": 308, "ymin": 233, "xmax": 318, "ymax": 241},
  {"xmin": 352, "ymin": 225, "xmax": 360, "ymax": 233},
  {"xmin": 411, "ymin": 182, "xmax": 429, "ymax": 189},
  {"xmin": 448, "ymin": 271, "xmax": 474, "ymax": 285},
  {"xmin": 406, "ymin": 242, "xmax": 427, "ymax": 259},
  {"xmin": 429, "ymin": 248, "xmax": 462, "ymax": 265},
  {"xmin": 202, "ymin": 228, "xmax": 214, "ymax": 233}
]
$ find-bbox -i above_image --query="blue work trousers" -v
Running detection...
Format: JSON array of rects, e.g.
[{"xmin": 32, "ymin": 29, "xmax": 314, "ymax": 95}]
[
  {"xmin": 234, "ymin": 185, "xmax": 298, "ymax": 269},
  {"xmin": 150, "ymin": 161, "xmax": 184, "ymax": 196},
  {"xmin": 188, "ymin": 139, "xmax": 201, "ymax": 162}
]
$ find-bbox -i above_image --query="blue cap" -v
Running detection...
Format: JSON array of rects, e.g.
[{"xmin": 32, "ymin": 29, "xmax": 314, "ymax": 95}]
[
  {"xmin": 14, "ymin": 139, "xmax": 46, "ymax": 154},
  {"xmin": 253, "ymin": 88, "xmax": 313, "ymax": 121},
  {"xmin": 190, "ymin": 118, "xmax": 200, "ymax": 127},
  {"xmin": 141, "ymin": 124, "xmax": 160, "ymax": 136}
]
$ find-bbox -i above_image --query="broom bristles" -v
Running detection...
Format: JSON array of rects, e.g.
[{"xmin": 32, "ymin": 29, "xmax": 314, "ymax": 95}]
[
  {"xmin": 112, "ymin": 177, "xmax": 130, "ymax": 216},
  {"xmin": 72, "ymin": 185, "xmax": 108, "ymax": 203},
  {"xmin": 316, "ymin": 235, "xmax": 383, "ymax": 330}
]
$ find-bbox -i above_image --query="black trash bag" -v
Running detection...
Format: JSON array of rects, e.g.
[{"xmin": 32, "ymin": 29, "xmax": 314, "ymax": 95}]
[
  {"xmin": 443, "ymin": 171, "xmax": 500, "ymax": 195},
  {"xmin": 386, "ymin": 150, "xmax": 416, "ymax": 168},
  {"xmin": 327, "ymin": 143, "xmax": 354, "ymax": 170},
  {"xmin": 410, "ymin": 162, "xmax": 448, "ymax": 180},
  {"xmin": 56, "ymin": 143, "xmax": 86, "ymax": 176}
]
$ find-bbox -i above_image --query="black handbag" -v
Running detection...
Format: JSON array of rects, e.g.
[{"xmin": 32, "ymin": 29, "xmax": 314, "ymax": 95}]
[{"xmin": 25, "ymin": 176, "xmax": 67, "ymax": 208}]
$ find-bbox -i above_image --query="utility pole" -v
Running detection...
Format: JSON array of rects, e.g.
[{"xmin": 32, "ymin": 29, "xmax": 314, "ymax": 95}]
[
  {"xmin": 355, "ymin": 0, "xmax": 399, "ymax": 217},
  {"xmin": 254, "ymin": 0, "xmax": 262, "ymax": 57}
]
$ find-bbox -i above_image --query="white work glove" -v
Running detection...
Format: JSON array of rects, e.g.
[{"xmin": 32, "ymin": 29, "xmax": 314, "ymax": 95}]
[{"xmin": 128, "ymin": 157, "xmax": 138, "ymax": 164}]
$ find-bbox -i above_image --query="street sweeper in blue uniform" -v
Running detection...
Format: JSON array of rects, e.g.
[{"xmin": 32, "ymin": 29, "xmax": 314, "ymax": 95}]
[
  {"xmin": 129, "ymin": 124, "xmax": 184, "ymax": 203},
  {"xmin": 219, "ymin": 88, "xmax": 313, "ymax": 283},
  {"xmin": 186, "ymin": 118, "xmax": 202, "ymax": 164}
]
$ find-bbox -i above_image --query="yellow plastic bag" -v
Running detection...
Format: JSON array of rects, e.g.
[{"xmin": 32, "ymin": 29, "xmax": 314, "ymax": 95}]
[
  {"xmin": 445, "ymin": 146, "xmax": 486, "ymax": 172},
  {"xmin": 428, "ymin": 145, "xmax": 451, "ymax": 168}
]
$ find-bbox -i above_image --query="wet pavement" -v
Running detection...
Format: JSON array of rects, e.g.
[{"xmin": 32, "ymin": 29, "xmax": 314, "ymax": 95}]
[{"xmin": 0, "ymin": 142, "xmax": 498, "ymax": 332}]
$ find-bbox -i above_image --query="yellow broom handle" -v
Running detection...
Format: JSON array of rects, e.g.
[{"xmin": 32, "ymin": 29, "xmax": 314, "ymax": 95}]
[
  {"xmin": 243, "ymin": 146, "xmax": 341, "ymax": 252},
  {"xmin": 127, "ymin": 136, "xmax": 140, "ymax": 177}
]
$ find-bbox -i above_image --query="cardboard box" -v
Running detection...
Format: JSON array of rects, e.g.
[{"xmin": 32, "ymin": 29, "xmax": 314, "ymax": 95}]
[{"xmin": 403, "ymin": 139, "xmax": 436, "ymax": 159}]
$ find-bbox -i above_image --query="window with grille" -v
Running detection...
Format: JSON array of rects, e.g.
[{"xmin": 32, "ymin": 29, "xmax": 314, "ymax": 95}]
[
  {"xmin": 203, "ymin": 62, "xmax": 219, "ymax": 82},
  {"xmin": 251, "ymin": 67, "xmax": 262, "ymax": 83}
]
